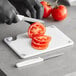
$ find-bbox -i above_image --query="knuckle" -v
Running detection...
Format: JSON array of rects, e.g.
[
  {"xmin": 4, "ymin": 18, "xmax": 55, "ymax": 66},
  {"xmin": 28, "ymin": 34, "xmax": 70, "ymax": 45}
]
[{"xmin": 31, "ymin": 8, "xmax": 36, "ymax": 14}]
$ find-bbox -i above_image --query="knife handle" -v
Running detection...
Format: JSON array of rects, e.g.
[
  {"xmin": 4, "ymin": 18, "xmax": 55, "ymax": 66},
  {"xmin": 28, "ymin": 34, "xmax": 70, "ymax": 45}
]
[{"xmin": 16, "ymin": 57, "xmax": 43, "ymax": 68}]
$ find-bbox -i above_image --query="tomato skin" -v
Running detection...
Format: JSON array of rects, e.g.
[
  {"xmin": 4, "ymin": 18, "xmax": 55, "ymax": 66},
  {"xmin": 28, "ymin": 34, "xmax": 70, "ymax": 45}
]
[
  {"xmin": 31, "ymin": 41, "xmax": 49, "ymax": 50},
  {"xmin": 32, "ymin": 35, "xmax": 51, "ymax": 44},
  {"xmin": 52, "ymin": 5, "xmax": 67, "ymax": 21},
  {"xmin": 40, "ymin": 1, "xmax": 47, "ymax": 5},
  {"xmin": 32, "ymin": 40, "xmax": 49, "ymax": 47},
  {"xmin": 41, "ymin": 1, "xmax": 52, "ymax": 18},
  {"xmin": 31, "ymin": 35, "xmax": 51, "ymax": 50},
  {"xmin": 28, "ymin": 22, "xmax": 46, "ymax": 38}
]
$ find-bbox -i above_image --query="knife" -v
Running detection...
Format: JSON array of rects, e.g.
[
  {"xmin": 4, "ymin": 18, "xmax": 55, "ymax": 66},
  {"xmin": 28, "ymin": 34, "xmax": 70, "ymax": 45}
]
[
  {"xmin": 17, "ymin": 15, "xmax": 44, "ymax": 24},
  {"xmin": 16, "ymin": 53, "xmax": 64, "ymax": 68}
]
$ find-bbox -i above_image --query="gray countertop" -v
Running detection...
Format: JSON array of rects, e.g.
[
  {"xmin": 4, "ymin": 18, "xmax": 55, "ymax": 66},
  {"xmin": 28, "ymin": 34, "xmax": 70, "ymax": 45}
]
[{"xmin": 0, "ymin": 6, "xmax": 76, "ymax": 76}]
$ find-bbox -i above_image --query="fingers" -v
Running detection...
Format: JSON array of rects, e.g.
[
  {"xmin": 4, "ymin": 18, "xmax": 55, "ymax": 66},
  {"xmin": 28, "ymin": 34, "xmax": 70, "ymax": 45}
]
[
  {"xmin": 24, "ymin": 0, "xmax": 36, "ymax": 18},
  {"xmin": 5, "ymin": 9, "xmax": 19, "ymax": 25},
  {"xmin": 29, "ymin": 6, "xmax": 36, "ymax": 18},
  {"xmin": 24, "ymin": 0, "xmax": 43, "ymax": 19},
  {"xmin": 9, "ymin": 0, "xmax": 43, "ymax": 20},
  {"xmin": 34, "ymin": 0, "xmax": 44, "ymax": 19},
  {"xmin": 12, "ymin": 10, "xmax": 19, "ymax": 23},
  {"xmin": 15, "ymin": 4, "xmax": 29, "ymax": 17}
]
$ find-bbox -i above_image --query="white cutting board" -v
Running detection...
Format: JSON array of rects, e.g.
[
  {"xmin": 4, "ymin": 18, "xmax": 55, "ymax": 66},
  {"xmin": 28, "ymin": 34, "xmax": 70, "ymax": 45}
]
[{"xmin": 4, "ymin": 25, "xmax": 74, "ymax": 59}]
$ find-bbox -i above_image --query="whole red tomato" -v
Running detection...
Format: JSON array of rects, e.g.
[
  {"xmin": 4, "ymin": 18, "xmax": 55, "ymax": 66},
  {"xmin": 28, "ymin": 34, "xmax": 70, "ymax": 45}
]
[
  {"xmin": 40, "ymin": 1, "xmax": 52, "ymax": 18},
  {"xmin": 52, "ymin": 5, "xmax": 67, "ymax": 21}
]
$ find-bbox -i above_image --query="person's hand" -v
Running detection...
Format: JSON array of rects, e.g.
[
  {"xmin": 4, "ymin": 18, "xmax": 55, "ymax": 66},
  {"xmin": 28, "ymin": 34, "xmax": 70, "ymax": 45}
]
[
  {"xmin": 9, "ymin": 0, "xmax": 44, "ymax": 19},
  {"xmin": 0, "ymin": 0, "xmax": 19, "ymax": 24}
]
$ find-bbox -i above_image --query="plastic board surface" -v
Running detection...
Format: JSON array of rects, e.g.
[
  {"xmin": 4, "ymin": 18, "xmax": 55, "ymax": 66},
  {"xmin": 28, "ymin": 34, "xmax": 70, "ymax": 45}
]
[{"xmin": 4, "ymin": 25, "xmax": 74, "ymax": 58}]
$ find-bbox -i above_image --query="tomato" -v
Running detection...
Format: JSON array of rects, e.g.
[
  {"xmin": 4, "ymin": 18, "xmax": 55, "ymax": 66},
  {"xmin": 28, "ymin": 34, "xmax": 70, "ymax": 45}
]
[
  {"xmin": 28, "ymin": 22, "xmax": 46, "ymax": 38},
  {"xmin": 31, "ymin": 44, "xmax": 48, "ymax": 50},
  {"xmin": 40, "ymin": 1, "xmax": 52, "ymax": 18},
  {"xmin": 51, "ymin": 5, "xmax": 67, "ymax": 21},
  {"xmin": 31, "ymin": 41, "xmax": 49, "ymax": 50},
  {"xmin": 31, "ymin": 35, "xmax": 51, "ymax": 50},
  {"xmin": 40, "ymin": 1, "xmax": 47, "ymax": 5},
  {"xmin": 32, "ymin": 40, "xmax": 49, "ymax": 47},
  {"xmin": 32, "ymin": 35, "xmax": 51, "ymax": 44}
]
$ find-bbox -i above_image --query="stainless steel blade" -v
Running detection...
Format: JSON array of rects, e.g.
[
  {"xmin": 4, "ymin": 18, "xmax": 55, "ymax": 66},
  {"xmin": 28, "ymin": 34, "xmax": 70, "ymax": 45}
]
[{"xmin": 17, "ymin": 15, "xmax": 44, "ymax": 24}]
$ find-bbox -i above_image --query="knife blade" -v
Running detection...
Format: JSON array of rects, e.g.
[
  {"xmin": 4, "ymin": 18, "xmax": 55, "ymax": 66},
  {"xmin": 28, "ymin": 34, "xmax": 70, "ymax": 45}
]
[{"xmin": 17, "ymin": 15, "xmax": 44, "ymax": 24}]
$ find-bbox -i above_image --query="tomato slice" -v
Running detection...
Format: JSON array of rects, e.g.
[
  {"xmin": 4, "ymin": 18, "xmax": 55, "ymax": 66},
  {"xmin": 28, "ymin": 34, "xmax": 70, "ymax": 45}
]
[
  {"xmin": 32, "ymin": 35, "xmax": 51, "ymax": 44},
  {"xmin": 32, "ymin": 40, "xmax": 49, "ymax": 47},
  {"xmin": 28, "ymin": 22, "xmax": 46, "ymax": 38},
  {"xmin": 31, "ymin": 41, "xmax": 49, "ymax": 50}
]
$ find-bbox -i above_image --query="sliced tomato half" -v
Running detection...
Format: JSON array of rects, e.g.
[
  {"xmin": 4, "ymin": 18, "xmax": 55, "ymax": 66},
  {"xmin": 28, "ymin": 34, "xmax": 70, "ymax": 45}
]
[
  {"xmin": 32, "ymin": 35, "xmax": 51, "ymax": 44},
  {"xmin": 28, "ymin": 22, "xmax": 46, "ymax": 38}
]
